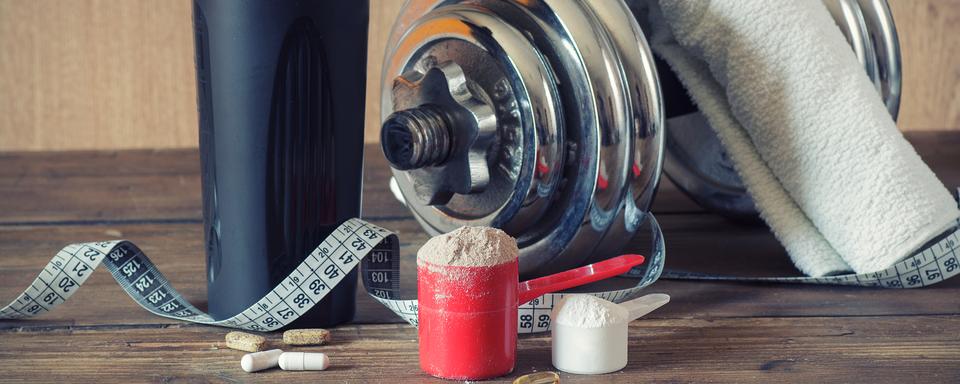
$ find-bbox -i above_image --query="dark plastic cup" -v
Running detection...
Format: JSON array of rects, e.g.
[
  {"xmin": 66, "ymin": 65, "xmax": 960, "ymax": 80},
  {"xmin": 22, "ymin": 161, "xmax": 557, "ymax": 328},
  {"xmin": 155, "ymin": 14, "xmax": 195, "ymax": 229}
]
[{"xmin": 192, "ymin": 0, "xmax": 369, "ymax": 328}]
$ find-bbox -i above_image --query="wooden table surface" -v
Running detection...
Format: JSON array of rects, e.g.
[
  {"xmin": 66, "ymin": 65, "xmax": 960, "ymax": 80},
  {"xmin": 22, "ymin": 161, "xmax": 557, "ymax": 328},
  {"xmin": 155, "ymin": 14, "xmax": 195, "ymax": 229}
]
[{"xmin": 1, "ymin": 133, "xmax": 959, "ymax": 383}]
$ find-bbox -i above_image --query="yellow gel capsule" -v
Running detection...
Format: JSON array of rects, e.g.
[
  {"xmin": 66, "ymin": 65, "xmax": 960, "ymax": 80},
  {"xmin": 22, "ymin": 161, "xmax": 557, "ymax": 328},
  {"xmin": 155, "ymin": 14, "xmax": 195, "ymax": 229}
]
[{"xmin": 513, "ymin": 371, "xmax": 560, "ymax": 384}]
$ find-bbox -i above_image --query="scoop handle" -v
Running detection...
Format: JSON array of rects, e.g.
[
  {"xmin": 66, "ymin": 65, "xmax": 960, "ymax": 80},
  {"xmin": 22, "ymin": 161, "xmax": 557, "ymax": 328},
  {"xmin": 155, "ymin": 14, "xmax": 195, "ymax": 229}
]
[
  {"xmin": 517, "ymin": 254, "xmax": 645, "ymax": 305},
  {"xmin": 621, "ymin": 293, "xmax": 670, "ymax": 321}
]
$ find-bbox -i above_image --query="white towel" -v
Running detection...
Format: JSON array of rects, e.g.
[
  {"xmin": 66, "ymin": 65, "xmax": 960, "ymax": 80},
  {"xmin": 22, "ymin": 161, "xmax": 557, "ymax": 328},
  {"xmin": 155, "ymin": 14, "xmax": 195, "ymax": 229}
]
[{"xmin": 640, "ymin": 0, "xmax": 960, "ymax": 276}]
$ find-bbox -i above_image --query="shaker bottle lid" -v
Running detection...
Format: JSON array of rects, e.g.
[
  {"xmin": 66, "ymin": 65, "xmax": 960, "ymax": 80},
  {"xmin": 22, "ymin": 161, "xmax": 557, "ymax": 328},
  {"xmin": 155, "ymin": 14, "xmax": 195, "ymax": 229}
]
[{"xmin": 379, "ymin": 0, "xmax": 665, "ymax": 277}]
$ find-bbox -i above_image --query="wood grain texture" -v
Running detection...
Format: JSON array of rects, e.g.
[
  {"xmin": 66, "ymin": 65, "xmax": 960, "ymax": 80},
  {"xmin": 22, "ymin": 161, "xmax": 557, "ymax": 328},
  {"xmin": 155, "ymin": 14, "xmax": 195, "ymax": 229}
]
[
  {"xmin": 0, "ymin": 0, "xmax": 957, "ymax": 151},
  {"xmin": 0, "ymin": 135, "xmax": 959, "ymax": 382},
  {"xmin": 3, "ymin": 132, "xmax": 955, "ymax": 225},
  {"xmin": 0, "ymin": 141, "xmax": 711, "ymax": 225},
  {"xmin": 1, "ymin": 316, "xmax": 958, "ymax": 383}
]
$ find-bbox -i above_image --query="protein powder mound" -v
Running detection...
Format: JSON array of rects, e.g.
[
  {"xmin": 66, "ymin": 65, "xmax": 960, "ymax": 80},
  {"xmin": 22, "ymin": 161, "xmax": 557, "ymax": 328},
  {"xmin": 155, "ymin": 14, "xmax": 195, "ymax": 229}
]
[
  {"xmin": 417, "ymin": 226, "xmax": 519, "ymax": 268},
  {"xmin": 554, "ymin": 294, "xmax": 628, "ymax": 328}
]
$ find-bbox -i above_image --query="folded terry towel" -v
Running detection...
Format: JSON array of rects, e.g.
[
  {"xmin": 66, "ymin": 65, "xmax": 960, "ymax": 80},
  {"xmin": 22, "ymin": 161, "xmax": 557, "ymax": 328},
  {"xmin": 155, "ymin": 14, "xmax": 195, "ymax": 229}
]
[{"xmin": 640, "ymin": 0, "xmax": 960, "ymax": 276}]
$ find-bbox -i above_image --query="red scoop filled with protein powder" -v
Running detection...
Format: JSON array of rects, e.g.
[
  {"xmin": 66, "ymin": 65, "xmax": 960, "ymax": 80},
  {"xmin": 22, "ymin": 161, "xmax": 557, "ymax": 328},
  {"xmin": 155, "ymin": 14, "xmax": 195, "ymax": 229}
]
[{"xmin": 416, "ymin": 227, "xmax": 645, "ymax": 380}]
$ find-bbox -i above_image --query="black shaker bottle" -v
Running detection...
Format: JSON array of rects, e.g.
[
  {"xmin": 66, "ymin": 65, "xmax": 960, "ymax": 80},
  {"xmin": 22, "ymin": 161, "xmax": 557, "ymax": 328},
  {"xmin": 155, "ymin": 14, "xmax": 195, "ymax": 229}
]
[{"xmin": 192, "ymin": 0, "xmax": 369, "ymax": 328}]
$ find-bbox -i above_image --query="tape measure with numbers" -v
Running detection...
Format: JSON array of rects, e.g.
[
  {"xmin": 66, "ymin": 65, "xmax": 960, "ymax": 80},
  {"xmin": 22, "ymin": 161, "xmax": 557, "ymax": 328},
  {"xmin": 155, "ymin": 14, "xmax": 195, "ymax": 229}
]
[
  {"xmin": 2, "ymin": 216, "xmax": 958, "ymax": 333},
  {"xmin": 0, "ymin": 217, "xmax": 664, "ymax": 334}
]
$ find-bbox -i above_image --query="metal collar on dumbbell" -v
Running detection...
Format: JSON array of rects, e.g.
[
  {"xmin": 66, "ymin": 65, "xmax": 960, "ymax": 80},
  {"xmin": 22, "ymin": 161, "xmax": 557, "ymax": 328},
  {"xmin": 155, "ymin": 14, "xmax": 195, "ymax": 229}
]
[{"xmin": 380, "ymin": 0, "xmax": 664, "ymax": 277}]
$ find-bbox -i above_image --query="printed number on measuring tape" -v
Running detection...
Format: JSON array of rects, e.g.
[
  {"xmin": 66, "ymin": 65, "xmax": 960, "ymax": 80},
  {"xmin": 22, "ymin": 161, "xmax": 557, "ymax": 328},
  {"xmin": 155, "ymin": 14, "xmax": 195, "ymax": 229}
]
[
  {"xmin": 3, "ymin": 217, "xmax": 959, "ymax": 333},
  {"xmin": 0, "ymin": 219, "xmax": 400, "ymax": 332},
  {"xmin": 663, "ymin": 221, "xmax": 960, "ymax": 288},
  {"xmin": 0, "ymin": 218, "xmax": 664, "ymax": 333}
]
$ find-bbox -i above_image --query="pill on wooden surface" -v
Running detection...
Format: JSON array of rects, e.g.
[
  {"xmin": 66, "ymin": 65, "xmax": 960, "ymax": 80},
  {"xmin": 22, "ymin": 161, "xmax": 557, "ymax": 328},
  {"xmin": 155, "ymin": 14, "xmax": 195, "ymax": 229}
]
[
  {"xmin": 282, "ymin": 328, "xmax": 331, "ymax": 345},
  {"xmin": 240, "ymin": 349, "xmax": 283, "ymax": 373},
  {"xmin": 278, "ymin": 352, "xmax": 330, "ymax": 371},
  {"xmin": 225, "ymin": 331, "xmax": 268, "ymax": 352},
  {"xmin": 513, "ymin": 371, "xmax": 560, "ymax": 384}
]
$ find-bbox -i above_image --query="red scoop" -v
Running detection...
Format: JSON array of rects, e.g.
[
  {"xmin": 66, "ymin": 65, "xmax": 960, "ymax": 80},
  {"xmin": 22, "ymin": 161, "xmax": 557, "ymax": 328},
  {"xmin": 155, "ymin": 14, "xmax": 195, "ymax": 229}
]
[
  {"xmin": 418, "ymin": 254, "xmax": 646, "ymax": 380},
  {"xmin": 518, "ymin": 254, "xmax": 645, "ymax": 304}
]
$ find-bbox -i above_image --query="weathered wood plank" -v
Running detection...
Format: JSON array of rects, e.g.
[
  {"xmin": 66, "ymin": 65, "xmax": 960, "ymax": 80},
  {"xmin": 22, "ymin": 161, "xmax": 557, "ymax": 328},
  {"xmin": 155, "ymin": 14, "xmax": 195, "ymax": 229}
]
[
  {"xmin": 1, "ymin": 132, "xmax": 959, "ymax": 383},
  {"xmin": 0, "ymin": 150, "xmax": 203, "ymax": 224},
  {"xmin": 1, "ymin": 315, "xmax": 957, "ymax": 383},
  {"xmin": 2, "ymin": 133, "xmax": 957, "ymax": 225},
  {"xmin": 0, "ymin": 144, "xmax": 701, "ymax": 224}
]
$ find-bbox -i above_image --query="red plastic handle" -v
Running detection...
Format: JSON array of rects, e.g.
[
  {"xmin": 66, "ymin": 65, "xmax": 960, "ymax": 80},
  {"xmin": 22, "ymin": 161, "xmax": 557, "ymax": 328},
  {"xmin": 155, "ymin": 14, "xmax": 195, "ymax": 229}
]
[{"xmin": 517, "ymin": 254, "xmax": 645, "ymax": 305}]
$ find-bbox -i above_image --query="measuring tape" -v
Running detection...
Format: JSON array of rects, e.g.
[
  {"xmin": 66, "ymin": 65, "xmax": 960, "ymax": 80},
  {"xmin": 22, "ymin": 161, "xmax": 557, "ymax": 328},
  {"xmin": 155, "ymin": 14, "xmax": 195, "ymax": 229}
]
[
  {"xmin": 0, "ymin": 219, "xmax": 398, "ymax": 332},
  {"xmin": 2, "ymin": 215, "xmax": 957, "ymax": 333},
  {"xmin": 0, "ymin": 218, "xmax": 664, "ymax": 334},
  {"xmin": 662, "ymin": 191, "xmax": 960, "ymax": 286},
  {"xmin": 662, "ymin": 220, "xmax": 960, "ymax": 288}
]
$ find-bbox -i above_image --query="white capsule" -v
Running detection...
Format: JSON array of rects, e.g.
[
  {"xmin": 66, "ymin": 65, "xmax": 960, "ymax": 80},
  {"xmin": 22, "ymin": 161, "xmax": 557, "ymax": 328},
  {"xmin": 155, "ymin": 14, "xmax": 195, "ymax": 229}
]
[
  {"xmin": 278, "ymin": 352, "xmax": 330, "ymax": 371},
  {"xmin": 240, "ymin": 349, "xmax": 283, "ymax": 373}
]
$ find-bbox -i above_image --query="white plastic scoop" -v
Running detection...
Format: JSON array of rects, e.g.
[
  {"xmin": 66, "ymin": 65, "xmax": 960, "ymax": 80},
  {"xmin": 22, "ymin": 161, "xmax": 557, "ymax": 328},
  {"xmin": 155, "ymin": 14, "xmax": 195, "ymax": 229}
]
[{"xmin": 551, "ymin": 293, "xmax": 670, "ymax": 375}]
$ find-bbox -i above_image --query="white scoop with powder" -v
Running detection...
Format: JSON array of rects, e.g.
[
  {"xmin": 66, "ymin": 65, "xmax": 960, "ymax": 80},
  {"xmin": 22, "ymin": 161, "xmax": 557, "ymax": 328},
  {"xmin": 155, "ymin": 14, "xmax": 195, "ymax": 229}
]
[{"xmin": 551, "ymin": 293, "xmax": 670, "ymax": 374}]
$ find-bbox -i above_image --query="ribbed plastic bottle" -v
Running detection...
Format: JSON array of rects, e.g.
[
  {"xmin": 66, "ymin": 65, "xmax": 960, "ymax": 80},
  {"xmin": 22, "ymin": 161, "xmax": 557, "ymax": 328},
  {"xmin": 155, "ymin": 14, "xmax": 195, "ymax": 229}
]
[{"xmin": 192, "ymin": 0, "xmax": 369, "ymax": 328}]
